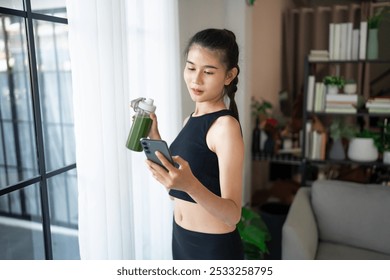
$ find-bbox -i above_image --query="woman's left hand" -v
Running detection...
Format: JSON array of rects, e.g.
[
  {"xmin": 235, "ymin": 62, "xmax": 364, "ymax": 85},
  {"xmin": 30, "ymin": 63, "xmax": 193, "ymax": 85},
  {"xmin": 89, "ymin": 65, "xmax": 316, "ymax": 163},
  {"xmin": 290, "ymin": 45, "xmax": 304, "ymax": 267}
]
[{"xmin": 145, "ymin": 152, "xmax": 196, "ymax": 192}]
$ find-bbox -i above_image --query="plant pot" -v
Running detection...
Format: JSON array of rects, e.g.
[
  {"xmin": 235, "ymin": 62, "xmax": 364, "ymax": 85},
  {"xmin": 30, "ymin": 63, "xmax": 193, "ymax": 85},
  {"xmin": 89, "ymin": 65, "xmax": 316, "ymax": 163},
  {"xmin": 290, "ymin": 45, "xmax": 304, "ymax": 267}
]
[
  {"xmin": 344, "ymin": 83, "xmax": 357, "ymax": 95},
  {"xmin": 348, "ymin": 138, "xmax": 378, "ymax": 162},
  {"xmin": 383, "ymin": 151, "xmax": 390, "ymax": 164},
  {"xmin": 326, "ymin": 85, "xmax": 339, "ymax": 95}
]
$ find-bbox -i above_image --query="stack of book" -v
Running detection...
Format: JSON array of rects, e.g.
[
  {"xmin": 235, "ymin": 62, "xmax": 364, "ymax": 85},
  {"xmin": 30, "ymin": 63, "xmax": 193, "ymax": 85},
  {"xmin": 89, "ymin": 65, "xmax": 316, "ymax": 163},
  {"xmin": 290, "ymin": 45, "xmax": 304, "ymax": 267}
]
[
  {"xmin": 328, "ymin": 21, "xmax": 365, "ymax": 60},
  {"xmin": 306, "ymin": 76, "xmax": 326, "ymax": 112},
  {"xmin": 366, "ymin": 97, "xmax": 390, "ymax": 114},
  {"xmin": 305, "ymin": 121, "xmax": 327, "ymax": 160},
  {"xmin": 325, "ymin": 94, "xmax": 359, "ymax": 113},
  {"xmin": 308, "ymin": 50, "xmax": 329, "ymax": 61}
]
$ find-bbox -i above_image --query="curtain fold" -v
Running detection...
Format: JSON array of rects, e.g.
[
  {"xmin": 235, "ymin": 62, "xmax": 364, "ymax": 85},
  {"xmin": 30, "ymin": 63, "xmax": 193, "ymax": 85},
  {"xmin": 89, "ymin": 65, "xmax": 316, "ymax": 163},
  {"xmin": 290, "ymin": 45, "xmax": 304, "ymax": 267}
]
[{"xmin": 66, "ymin": 0, "xmax": 180, "ymax": 260}]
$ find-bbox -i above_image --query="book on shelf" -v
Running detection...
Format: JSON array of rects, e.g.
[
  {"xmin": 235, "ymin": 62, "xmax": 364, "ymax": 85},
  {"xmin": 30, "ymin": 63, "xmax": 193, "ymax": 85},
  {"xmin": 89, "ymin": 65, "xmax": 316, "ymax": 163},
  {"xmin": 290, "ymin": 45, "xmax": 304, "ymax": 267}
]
[
  {"xmin": 359, "ymin": 21, "xmax": 367, "ymax": 60},
  {"xmin": 368, "ymin": 108, "xmax": 390, "ymax": 114},
  {"xmin": 314, "ymin": 82, "xmax": 326, "ymax": 112},
  {"xmin": 329, "ymin": 23, "xmax": 334, "ymax": 60},
  {"xmin": 340, "ymin": 23, "xmax": 348, "ymax": 60},
  {"xmin": 325, "ymin": 93, "xmax": 358, "ymax": 102},
  {"xmin": 308, "ymin": 50, "xmax": 329, "ymax": 61},
  {"xmin": 366, "ymin": 102, "xmax": 390, "ymax": 109},
  {"xmin": 325, "ymin": 106, "xmax": 357, "ymax": 113},
  {"xmin": 305, "ymin": 122, "xmax": 312, "ymax": 158},
  {"xmin": 346, "ymin": 23, "xmax": 353, "ymax": 60},
  {"xmin": 306, "ymin": 75, "xmax": 315, "ymax": 112},
  {"xmin": 366, "ymin": 97, "xmax": 390, "ymax": 113},
  {"xmin": 326, "ymin": 103, "xmax": 356, "ymax": 109},
  {"xmin": 333, "ymin": 23, "xmax": 341, "ymax": 60},
  {"xmin": 366, "ymin": 97, "xmax": 390, "ymax": 103},
  {"xmin": 305, "ymin": 121, "xmax": 327, "ymax": 160},
  {"xmin": 351, "ymin": 29, "xmax": 359, "ymax": 60}
]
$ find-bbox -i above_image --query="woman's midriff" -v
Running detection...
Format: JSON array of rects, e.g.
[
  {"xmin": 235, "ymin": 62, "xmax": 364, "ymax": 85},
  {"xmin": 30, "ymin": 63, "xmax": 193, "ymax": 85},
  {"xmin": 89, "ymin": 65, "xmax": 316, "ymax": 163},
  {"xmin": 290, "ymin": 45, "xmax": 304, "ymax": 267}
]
[{"xmin": 173, "ymin": 198, "xmax": 236, "ymax": 234}]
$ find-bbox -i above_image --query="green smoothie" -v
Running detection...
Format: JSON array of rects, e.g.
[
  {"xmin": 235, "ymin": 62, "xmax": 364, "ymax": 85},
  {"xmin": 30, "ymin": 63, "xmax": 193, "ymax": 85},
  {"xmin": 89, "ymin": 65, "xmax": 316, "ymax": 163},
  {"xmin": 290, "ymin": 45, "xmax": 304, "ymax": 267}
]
[{"xmin": 126, "ymin": 116, "xmax": 153, "ymax": 151}]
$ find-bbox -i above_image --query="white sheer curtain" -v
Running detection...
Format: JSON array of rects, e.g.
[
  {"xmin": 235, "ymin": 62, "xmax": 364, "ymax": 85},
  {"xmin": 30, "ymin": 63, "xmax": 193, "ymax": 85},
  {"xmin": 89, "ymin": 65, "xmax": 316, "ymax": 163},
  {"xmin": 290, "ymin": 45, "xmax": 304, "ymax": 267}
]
[{"xmin": 66, "ymin": 0, "xmax": 181, "ymax": 259}]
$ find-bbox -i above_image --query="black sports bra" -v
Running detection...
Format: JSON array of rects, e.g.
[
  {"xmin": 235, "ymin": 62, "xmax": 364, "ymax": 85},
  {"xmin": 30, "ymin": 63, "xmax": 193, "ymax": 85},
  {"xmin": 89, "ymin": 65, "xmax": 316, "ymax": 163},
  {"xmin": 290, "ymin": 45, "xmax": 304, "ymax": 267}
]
[{"xmin": 169, "ymin": 109, "xmax": 235, "ymax": 203}]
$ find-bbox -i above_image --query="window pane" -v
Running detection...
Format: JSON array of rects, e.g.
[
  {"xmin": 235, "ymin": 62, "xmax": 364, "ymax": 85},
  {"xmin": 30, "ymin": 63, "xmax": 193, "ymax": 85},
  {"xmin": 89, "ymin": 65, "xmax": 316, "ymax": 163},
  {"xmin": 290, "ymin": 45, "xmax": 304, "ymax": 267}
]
[
  {"xmin": 0, "ymin": 183, "xmax": 45, "ymax": 259},
  {"xmin": 33, "ymin": 19, "xmax": 75, "ymax": 171},
  {"xmin": 0, "ymin": 14, "xmax": 39, "ymax": 190},
  {"xmin": 0, "ymin": 0, "xmax": 24, "ymax": 10},
  {"xmin": 31, "ymin": 0, "xmax": 67, "ymax": 17},
  {"xmin": 48, "ymin": 169, "xmax": 80, "ymax": 260}
]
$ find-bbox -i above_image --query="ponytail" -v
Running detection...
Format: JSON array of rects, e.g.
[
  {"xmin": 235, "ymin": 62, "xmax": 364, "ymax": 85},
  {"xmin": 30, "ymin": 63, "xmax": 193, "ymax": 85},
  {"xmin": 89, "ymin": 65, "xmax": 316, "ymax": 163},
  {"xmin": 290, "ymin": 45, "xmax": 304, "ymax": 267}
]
[{"xmin": 226, "ymin": 66, "xmax": 240, "ymax": 122}]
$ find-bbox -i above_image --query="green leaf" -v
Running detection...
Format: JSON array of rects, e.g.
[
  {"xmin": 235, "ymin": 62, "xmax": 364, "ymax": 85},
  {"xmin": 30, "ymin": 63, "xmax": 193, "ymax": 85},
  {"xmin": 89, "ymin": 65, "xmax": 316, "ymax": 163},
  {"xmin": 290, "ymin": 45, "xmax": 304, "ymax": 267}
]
[{"xmin": 238, "ymin": 206, "xmax": 271, "ymax": 258}]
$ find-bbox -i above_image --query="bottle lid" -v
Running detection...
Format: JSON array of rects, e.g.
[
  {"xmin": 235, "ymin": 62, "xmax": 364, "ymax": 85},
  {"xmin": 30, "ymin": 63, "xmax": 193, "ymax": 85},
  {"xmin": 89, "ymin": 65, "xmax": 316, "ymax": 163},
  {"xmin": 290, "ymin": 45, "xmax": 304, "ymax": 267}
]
[{"xmin": 138, "ymin": 98, "xmax": 156, "ymax": 113}]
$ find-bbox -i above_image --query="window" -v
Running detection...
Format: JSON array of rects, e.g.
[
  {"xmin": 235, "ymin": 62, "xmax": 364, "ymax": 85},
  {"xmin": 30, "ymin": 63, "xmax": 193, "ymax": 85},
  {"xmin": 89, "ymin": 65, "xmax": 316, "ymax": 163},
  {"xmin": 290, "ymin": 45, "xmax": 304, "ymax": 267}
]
[{"xmin": 0, "ymin": 0, "xmax": 78, "ymax": 259}]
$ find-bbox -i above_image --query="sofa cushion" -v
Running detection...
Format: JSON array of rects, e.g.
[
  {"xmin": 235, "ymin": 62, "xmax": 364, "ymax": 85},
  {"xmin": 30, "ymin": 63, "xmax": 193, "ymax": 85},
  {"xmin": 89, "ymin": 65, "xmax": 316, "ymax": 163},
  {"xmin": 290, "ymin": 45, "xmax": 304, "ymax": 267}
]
[
  {"xmin": 312, "ymin": 180, "xmax": 390, "ymax": 255},
  {"xmin": 316, "ymin": 242, "xmax": 390, "ymax": 260}
]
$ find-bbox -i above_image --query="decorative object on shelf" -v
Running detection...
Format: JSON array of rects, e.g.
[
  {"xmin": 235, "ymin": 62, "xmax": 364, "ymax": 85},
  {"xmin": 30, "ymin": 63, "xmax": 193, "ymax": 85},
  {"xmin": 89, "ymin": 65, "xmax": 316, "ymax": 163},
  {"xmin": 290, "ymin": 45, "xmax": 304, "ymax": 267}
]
[
  {"xmin": 263, "ymin": 118, "xmax": 280, "ymax": 155},
  {"xmin": 367, "ymin": 28, "xmax": 379, "ymax": 59},
  {"xmin": 251, "ymin": 97, "xmax": 273, "ymax": 154},
  {"xmin": 367, "ymin": 6, "xmax": 390, "ymax": 59},
  {"xmin": 328, "ymin": 118, "xmax": 356, "ymax": 160},
  {"xmin": 251, "ymin": 97, "xmax": 272, "ymax": 119},
  {"xmin": 237, "ymin": 206, "xmax": 270, "ymax": 260},
  {"xmin": 344, "ymin": 79, "xmax": 357, "ymax": 95},
  {"xmin": 348, "ymin": 138, "xmax": 379, "ymax": 162},
  {"xmin": 347, "ymin": 130, "xmax": 381, "ymax": 162},
  {"xmin": 323, "ymin": 75, "xmax": 345, "ymax": 95}
]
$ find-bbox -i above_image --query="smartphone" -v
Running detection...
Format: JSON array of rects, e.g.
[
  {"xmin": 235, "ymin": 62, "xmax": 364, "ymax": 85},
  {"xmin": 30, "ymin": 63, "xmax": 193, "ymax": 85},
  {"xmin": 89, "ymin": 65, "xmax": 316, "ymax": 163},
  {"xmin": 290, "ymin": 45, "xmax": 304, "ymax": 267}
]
[{"xmin": 140, "ymin": 138, "xmax": 176, "ymax": 170}]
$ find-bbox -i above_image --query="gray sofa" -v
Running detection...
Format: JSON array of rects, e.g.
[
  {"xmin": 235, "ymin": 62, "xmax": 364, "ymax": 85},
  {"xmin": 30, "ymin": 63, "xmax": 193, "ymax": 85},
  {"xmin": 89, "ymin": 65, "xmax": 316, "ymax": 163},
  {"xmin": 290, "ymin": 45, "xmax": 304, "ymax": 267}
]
[{"xmin": 282, "ymin": 180, "xmax": 390, "ymax": 260}]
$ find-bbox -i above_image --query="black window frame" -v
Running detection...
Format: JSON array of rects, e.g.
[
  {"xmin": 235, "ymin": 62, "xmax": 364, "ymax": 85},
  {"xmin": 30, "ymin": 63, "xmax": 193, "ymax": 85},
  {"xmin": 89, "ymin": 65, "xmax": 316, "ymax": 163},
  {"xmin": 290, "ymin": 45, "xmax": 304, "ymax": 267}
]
[{"xmin": 0, "ymin": 1, "xmax": 77, "ymax": 260}]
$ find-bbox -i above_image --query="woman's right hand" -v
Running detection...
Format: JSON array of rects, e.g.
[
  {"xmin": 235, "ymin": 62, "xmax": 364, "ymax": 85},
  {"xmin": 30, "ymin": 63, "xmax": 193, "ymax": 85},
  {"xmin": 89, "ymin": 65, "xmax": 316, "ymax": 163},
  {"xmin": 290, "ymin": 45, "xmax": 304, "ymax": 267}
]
[{"xmin": 148, "ymin": 113, "xmax": 161, "ymax": 140}]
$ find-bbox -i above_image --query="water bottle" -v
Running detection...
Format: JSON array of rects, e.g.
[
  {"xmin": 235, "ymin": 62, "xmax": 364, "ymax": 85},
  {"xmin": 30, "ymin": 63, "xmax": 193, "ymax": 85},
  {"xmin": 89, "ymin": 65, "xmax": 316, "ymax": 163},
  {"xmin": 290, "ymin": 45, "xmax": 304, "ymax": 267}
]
[{"xmin": 126, "ymin": 97, "xmax": 156, "ymax": 152}]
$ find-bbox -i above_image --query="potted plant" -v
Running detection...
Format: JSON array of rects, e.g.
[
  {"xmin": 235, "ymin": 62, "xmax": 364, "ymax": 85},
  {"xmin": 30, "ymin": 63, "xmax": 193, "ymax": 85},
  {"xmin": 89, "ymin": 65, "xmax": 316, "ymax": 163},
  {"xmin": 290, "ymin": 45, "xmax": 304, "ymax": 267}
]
[
  {"xmin": 328, "ymin": 118, "xmax": 357, "ymax": 160},
  {"xmin": 367, "ymin": 6, "xmax": 390, "ymax": 59},
  {"xmin": 237, "ymin": 206, "xmax": 270, "ymax": 259},
  {"xmin": 348, "ymin": 129, "xmax": 380, "ymax": 162},
  {"xmin": 323, "ymin": 75, "xmax": 345, "ymax": 95},
  {"xmin": 251, "ymin": 97, "xmax": 272, "ymax": 121}
]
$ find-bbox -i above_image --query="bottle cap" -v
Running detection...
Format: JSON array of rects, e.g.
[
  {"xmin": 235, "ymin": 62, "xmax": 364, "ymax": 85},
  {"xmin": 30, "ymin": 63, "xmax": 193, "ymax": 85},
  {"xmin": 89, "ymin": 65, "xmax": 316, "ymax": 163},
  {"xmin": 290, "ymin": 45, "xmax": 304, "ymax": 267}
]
[{"xmin": 138, "ymin": 98, "xmax": 156, "ymax": 113}]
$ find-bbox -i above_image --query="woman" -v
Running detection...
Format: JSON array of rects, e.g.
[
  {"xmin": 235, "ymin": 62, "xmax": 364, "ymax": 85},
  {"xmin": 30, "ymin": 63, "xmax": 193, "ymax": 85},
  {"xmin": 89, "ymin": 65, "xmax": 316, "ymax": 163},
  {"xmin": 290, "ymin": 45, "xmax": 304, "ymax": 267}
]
[{"xmin": 145, "ymin": 28, "xmax": 244, "ymax": 260}]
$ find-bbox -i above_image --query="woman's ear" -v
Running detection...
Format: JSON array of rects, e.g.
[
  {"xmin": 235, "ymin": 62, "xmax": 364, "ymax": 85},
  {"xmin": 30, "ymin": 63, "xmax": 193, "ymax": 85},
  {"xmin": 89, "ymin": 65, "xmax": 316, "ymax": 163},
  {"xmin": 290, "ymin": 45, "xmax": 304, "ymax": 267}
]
[{"xmin": 224, "ymin": 67, "xmax": 238, "ymax": 86}]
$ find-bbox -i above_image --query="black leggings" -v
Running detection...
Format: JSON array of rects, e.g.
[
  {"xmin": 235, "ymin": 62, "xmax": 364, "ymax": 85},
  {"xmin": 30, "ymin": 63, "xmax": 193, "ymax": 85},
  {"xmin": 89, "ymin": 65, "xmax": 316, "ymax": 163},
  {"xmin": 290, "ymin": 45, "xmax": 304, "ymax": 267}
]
[{"xmin": 172, "ymin": 219, "xmax": 244, "ymax": 260}]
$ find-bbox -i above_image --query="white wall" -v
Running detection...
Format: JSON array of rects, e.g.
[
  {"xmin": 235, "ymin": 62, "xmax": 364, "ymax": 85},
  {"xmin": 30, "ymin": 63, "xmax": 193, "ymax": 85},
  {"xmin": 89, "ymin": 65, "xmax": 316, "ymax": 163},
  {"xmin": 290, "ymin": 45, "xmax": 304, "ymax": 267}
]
[{"xmin": 177, "ymin": 0, "xmax": 253, "ymax": 204}]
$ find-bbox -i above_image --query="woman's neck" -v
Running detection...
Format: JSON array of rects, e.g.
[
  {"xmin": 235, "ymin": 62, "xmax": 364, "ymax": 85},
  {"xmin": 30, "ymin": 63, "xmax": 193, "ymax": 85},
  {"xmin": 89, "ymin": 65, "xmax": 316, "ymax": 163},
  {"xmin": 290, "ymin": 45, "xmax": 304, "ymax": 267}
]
[{"xmin": 193, "ymin": 102, "xmax": 227, "ymax": 116}]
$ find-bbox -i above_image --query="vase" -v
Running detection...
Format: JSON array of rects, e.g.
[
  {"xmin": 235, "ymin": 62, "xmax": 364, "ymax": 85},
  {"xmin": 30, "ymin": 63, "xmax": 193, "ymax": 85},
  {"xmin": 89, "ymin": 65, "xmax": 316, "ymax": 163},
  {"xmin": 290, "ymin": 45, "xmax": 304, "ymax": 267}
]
[
  {"xmin": 367, "ymin": 28, "xmax": 378, "ymax": 60},
  {"xmin": 348, "ymin": 138, "xmax": 378, "ymax": 162},
  {"xmin": 329, "ymin": 139, "xmax": 345, "ymax": 160}
]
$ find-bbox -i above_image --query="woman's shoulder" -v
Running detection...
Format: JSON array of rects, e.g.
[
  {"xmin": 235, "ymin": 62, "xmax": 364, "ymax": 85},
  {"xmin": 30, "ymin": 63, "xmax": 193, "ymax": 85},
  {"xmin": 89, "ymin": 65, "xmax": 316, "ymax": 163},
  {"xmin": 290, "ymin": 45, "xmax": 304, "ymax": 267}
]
[{"xmin": 212, "ymin": 114, "xmax": 241, "ymax": 137}]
